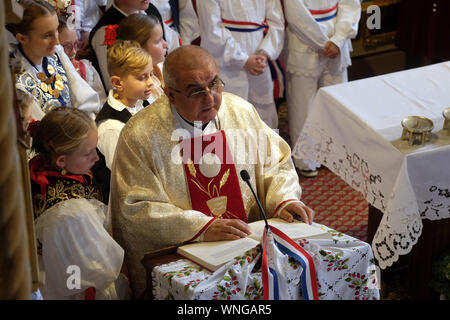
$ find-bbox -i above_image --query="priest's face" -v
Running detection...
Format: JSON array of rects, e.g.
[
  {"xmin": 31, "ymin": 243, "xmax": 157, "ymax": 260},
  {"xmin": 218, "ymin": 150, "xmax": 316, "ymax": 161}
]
[{"xmin": 166, "ymin": 61, "xmax": 223, "ymax": 124}]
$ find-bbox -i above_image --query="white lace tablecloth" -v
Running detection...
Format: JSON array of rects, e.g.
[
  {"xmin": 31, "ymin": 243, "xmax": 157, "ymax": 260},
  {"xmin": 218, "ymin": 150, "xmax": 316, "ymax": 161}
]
[
  {"xmin": 292, "ymin": 61, "xmax": 450, "ymax": 269},
  {"xmin": 152, "ymin": 224, "xmax": 380, "ymax": 300}
]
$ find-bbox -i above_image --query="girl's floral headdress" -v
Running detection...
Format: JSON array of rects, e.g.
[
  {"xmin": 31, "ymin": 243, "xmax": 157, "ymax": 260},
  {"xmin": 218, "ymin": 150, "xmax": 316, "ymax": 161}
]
[{"xmin": 47, "ymin": 0, "xmax": 73, "ymax": 19}]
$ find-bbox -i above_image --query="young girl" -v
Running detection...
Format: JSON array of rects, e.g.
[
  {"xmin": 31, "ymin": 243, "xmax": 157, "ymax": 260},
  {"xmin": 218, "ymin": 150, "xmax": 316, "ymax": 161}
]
[
  {"xmin": 29, "ymin": 107, "xmax": 128, "ymax": 299},
  {"xmin": 58, "ymin": 16, "xmax": 107, "ymax": 105},
  {"xmin": 7, "ymin": 0, "xmax": 100, "ymax": 118},
  {"xmin": 117, "ymin": 12, "xmax": 167, "ymax": 103}
]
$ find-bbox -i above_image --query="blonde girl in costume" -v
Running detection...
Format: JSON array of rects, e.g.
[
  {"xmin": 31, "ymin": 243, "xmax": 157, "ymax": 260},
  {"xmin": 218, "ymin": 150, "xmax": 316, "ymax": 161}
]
[{"xmin": 29, "ymin": 107, "xmax": 128, "ymax": 299}]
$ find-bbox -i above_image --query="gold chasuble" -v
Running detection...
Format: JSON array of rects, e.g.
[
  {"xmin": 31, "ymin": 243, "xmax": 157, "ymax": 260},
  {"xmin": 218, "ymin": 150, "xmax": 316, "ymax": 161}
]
[{"xmin": 110, "ymin": 93, "xmax": 303, "ymax": 296}]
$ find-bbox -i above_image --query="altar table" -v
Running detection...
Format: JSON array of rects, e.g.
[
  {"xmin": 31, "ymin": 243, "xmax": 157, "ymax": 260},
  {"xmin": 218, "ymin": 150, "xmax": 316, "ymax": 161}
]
[
  {"xmin": 292, "ymin": 62, "xmax": 450, "ymax": 297},
  {"xmin": 143, "ymin": 224, "xmax": 380, "ymax": 300}
]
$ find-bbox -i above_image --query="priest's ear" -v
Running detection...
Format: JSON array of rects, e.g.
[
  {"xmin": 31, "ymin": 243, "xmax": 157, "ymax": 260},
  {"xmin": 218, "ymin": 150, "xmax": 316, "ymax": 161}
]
[
  {"xmin": 110, "ymin": 75, "xmax": 123, "ymax": 92},
  {"xmin": 163, "ymin": 86, "xmax": 176, "ymax": 105}
]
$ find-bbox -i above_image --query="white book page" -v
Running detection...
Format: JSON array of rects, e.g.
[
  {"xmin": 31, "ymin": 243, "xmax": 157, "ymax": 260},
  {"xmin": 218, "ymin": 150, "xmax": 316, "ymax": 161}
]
[
  {"xmin": 178, "ymin": 237, "xmax": 258, "ymax": 269},
  {"xmin": 248, "ymin": 218, "xmax": 329, "ymax": 242}
]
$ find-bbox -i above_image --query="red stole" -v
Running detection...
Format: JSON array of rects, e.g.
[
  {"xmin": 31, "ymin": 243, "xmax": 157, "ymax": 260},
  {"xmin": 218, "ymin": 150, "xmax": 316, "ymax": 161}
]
[{"xmin": 180, "ymin": 130, "xmax": 247, "ymax": 222}]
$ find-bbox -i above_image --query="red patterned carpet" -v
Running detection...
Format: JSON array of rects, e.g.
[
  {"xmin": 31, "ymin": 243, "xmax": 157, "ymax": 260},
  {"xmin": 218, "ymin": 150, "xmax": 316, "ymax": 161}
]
[{"xmin": 298, "ymin": 167, "xmax": 369, "ymax": 242}]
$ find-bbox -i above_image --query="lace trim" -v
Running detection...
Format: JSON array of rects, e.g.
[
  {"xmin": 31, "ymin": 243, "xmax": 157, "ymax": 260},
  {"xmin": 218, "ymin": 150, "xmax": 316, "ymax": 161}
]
[{"xmin": 293, "ymin": 123, "xmax": 436, "ymax": 269}]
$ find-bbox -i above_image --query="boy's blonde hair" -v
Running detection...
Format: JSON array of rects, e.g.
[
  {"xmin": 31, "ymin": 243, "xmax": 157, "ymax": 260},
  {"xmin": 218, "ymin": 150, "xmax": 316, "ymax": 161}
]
[{"xmin": 107, "ymin": 40, "xmax": 153, "ymax": 78}]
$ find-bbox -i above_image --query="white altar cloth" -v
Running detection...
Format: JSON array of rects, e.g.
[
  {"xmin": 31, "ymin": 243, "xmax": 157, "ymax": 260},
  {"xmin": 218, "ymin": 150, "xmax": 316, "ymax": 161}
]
[{"xmin": 292, "ymin": 62, "xmax": 450, "ymax": 269}]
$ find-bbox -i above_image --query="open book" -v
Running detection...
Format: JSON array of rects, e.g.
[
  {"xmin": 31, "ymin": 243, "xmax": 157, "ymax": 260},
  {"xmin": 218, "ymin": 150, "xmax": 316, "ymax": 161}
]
[{"xmin": 177, "ymin": 218, "xmax": 329, "ymax": 272}]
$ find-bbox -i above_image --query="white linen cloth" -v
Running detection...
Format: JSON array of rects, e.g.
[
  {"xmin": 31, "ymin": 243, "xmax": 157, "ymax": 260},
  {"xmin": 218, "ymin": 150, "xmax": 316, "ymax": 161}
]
[
  {"xmin": 292, "ymin": 62, "xmax": 450, "ymax": 269},
  {"xmin": 78, "ymin": 58, "xmax": 107, "ymax": 106}
]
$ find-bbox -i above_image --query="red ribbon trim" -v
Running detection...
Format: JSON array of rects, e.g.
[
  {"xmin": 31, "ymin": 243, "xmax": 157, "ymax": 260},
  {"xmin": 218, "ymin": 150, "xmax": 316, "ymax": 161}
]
[
  {"xmin": 187, "ymin": 217, "xmax": 217, "ymax": 242},
  {"xmin": 273, "ymin": 199, "xmax": 298, "ymax": 217},
  {"xmin": 309, "ymin": 3, "xmax": 338, "ymax": 15}
]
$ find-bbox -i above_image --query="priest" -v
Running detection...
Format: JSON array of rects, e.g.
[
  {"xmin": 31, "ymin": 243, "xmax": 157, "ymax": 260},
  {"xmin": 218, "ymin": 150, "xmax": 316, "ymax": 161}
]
[{"xmin": 109, "ymin": 45, "xmax": 315, "ymax": 298}]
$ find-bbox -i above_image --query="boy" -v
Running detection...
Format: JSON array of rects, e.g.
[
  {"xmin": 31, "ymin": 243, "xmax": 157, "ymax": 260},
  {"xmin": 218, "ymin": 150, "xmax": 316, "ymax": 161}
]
[
  {"xmin": 92, "ymin": 40, "xmax": 155, "ymax": 203},
  {"xmin": 196, "ymin": 0, "xmax": 285, "ymax": 129},
  {"xmin": 284, "ymin": 0, "xmax": 361, "ymax": 177}
]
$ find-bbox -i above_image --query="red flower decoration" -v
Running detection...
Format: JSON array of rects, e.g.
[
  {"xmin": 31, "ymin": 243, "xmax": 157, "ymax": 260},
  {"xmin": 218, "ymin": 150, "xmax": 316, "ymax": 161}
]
[{"xmin": 104, "ymin": 24, "xmax": 119, "ymax": 46}]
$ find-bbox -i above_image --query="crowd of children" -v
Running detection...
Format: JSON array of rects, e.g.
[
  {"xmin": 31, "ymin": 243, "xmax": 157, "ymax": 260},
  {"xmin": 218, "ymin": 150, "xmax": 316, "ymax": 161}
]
[{"xmin": 6, "ymin": 0, "xmax": 361, "ymax": 299}]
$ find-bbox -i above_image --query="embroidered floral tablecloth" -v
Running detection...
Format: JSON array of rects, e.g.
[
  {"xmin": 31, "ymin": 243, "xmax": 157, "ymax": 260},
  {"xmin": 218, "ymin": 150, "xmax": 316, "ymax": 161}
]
[
  {"xmin": 292, "ymin": 62, "xmax": 450, "ymax": 269},
  {"xmin": 152, "ymin": 224, "xmax": 380, "ymax": 300}
]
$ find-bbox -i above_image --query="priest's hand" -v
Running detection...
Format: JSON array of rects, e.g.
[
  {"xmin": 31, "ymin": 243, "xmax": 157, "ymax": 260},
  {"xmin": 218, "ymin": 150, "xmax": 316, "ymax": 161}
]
[
  {"xmin": 203, "ymin": 219, "xmax": 252, "ymax": 241},
  {"xmin": 279, "ymin": 202, "xmax": 315, "ymax": 225}
]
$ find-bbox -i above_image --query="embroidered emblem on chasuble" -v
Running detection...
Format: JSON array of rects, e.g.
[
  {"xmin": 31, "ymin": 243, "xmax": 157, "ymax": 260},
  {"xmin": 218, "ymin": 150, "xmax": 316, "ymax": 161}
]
[{"xmin": 180, "ymin": 130, "xmax": 247, "ymax": 222}]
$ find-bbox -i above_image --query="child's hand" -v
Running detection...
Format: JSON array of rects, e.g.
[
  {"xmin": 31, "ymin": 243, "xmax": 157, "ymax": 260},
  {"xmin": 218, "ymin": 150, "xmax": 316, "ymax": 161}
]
[
  {"xmin": 244, "ymin": 55, "xmax": 266, "ymax": 75},
  {"xmin": 323, "ymin": 41, "xmax": 340, "ymax": 59}
]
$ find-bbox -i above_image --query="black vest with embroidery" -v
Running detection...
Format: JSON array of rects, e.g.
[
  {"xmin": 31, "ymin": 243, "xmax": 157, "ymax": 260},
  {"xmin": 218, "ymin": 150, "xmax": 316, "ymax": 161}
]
[
  {"xmin": 31, "ymin": 173, "xmax": 103, "ymax": 220},
  {"xmin": 29, "ymin": 156, "xmax": 103, "ymax": 257}
]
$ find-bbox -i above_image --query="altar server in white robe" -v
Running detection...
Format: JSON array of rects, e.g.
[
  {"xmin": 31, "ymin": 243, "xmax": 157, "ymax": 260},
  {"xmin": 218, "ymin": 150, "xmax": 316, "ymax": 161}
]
[
  {"xmin": 195, "ymin": 0, "xmax": 285, "ymax": 129},
  {"xmin": 151, "ymin": 0, "xmax": 182, "ymax": 51},
  {"xmin": 285, "ymin": 0, "xmax": 361, "ymax": 176},
  {"xmin": 178, "ymin": 0, "xmax": 200, "ymax": 45},
  {"xmin": 109, "ymin": 45, "xmax": 315, "ymax": 297}
]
